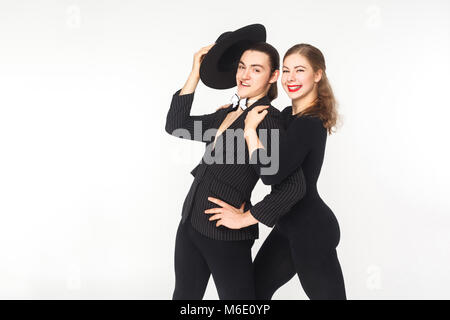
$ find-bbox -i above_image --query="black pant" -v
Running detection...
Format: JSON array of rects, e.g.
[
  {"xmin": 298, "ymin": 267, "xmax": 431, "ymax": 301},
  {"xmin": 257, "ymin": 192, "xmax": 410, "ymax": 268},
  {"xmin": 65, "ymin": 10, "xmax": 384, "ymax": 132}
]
[
  {"xmin": 254, "ymin": 224, "xmax": 346, "ymax": 300},
  {"xmin": 172, "ymin": 220, "xmax": 255, "ymax": 300}
]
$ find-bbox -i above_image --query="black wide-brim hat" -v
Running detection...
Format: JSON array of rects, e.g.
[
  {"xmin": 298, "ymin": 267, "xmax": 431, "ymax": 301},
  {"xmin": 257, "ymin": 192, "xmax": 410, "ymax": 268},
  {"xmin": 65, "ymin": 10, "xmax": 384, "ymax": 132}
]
[{"xmin": 199, "ymin": 24, "xmax": 266, "ymax": 90}]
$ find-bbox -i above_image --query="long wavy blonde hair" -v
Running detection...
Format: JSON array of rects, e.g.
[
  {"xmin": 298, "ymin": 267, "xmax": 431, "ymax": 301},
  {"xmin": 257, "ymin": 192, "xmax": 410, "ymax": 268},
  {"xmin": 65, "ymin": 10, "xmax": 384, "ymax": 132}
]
[{"xmin": 284, "ymin": 44, "xmax": 339, "ymax": 134}]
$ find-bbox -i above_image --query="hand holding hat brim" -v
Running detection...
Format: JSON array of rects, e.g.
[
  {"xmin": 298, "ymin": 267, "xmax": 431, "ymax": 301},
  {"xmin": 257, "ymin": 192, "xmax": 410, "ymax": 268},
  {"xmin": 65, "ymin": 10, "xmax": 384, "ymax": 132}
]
[{"xmin": 199, "ymin": 24, "xmax": 266, "ymax": 90}]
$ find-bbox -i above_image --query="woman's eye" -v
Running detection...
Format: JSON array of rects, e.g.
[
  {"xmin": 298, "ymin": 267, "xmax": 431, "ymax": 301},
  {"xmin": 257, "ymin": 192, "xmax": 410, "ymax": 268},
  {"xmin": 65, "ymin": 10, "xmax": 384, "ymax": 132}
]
[
  {"xmin": 282, "ymin": 70, "xmax": 288, "ymax": 73},
  {"xmin": 297, "ymin": 69, "xmax": 304, "ymax": 72},
  {"xmin": 254, "ymin": 69, "xmax": 260, "ymax": 73}
]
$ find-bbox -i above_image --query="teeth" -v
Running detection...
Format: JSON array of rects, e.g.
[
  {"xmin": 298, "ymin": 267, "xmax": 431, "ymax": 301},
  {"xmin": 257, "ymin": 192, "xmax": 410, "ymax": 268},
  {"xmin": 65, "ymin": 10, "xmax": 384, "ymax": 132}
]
[{"xmin": 241, "ymin": 82, "xmax": 250, "ymax": 87}]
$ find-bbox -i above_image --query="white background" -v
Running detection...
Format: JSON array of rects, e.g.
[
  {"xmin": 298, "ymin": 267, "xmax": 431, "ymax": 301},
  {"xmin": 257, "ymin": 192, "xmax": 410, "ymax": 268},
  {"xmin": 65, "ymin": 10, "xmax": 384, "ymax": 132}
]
[{"xmin": 0, "ymin": 0, "xmax": 449, "ymax": 299}]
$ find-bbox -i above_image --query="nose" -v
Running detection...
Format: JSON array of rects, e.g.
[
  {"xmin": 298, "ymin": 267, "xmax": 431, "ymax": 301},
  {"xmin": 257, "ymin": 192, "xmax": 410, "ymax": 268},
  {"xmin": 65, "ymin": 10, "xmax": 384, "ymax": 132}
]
[
  {"xmin": 288, "ymin": 71, "xmax": 296, "ymax": 82},
  {"xmin": 242, "ymin": 68, "xmax": 251, "ymax": 80}
]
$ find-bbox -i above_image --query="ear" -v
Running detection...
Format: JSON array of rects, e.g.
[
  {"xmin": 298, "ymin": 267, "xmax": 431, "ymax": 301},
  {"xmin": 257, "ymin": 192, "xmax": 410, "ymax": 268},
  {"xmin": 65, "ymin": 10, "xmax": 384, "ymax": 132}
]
[
  {"xmin": 269, "ymin": 69, "xmax": 280, "ymax": 84},
  {"xmin": 314, "ymin": 69, "xmax": 323, "ymax": 83}
]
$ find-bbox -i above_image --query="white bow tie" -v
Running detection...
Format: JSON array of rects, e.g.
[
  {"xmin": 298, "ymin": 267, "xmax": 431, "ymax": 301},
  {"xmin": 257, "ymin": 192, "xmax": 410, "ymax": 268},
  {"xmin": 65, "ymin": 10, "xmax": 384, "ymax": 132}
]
[{"xmin": 230, "ymin": 94, "xmax": 248, "ymax": 110}]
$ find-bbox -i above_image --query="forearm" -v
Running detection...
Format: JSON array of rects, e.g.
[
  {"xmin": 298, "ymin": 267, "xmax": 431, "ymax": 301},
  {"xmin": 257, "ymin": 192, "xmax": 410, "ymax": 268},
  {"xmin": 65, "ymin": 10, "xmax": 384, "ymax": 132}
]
[
  {"xmin": 247, "ymin": 120, "xmax": 279, "ymax": 185},
  {"xmin": 165, "ymin": 87, "xmax": 216, "ymax": 142},
  {"xmin": 180, "ymin": 71, "xmax": 200, "ymax": 95},
  {"xmin": 165, "ymin": 89, "xmax": 195, "ymax": 134},
  {"xmin": 244, "ymin": 128, "xmax": 265, "ymax": 156},
  {"xmin": 249, "ymin": 167, "xmax": 306, "ymax": 227}
]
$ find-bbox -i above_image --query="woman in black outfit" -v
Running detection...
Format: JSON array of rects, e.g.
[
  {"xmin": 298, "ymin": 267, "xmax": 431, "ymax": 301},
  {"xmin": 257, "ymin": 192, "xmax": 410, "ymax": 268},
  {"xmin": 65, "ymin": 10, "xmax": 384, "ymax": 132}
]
[{"xmin": 207, "ymin": 43, "xmax": 346, "ymax": 300}]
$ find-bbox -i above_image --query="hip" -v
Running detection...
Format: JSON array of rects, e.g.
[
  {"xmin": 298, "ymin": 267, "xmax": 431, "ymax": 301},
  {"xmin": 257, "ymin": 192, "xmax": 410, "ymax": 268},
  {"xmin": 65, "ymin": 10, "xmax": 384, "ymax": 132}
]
[{"xmin": 277, "ymin": 198, "xmax": 341, "ymax": 241}]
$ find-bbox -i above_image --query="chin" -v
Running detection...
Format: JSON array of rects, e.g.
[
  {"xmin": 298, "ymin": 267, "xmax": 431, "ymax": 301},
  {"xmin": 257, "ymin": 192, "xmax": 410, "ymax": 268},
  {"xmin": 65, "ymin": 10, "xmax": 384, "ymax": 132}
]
[
  {"xmin": 285, "ymin": 88, "xmax": 303, "ymax": 100},
  {"xmin": 288, "ymin": 91, "xmax": 299, "ymax": 98},
  {"xmin": 237, "ymin": 90, "xmax": 251, "ymax": 98}
]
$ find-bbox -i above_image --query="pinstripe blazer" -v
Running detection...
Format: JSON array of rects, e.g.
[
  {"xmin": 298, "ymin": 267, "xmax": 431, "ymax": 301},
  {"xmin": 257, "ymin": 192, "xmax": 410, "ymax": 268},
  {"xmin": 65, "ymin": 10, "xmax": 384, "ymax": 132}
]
[{"xmin": 165, "ymin": 89, "xmax": 305, "ymax": 240}]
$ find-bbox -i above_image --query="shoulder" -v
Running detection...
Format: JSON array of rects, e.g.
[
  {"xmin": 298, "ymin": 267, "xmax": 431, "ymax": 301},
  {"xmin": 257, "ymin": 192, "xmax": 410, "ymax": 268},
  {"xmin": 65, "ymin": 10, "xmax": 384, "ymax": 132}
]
[
  {"xmin": 290, "ymin": 114, "xmax": 327, "ymax": 137},
  {"xmin": 292, "ymin": 112, "xmax": 323, "ymax": 126},
  {"xmin": 299, "ymin": 114, "xmax": 324, "ymax": 125},
  {"xmin": 259, "ymin": 104, "xmax": 282, "ymax": 129},
  {"xmin": 260, "ymin": 104, "xmax": 281, "ymax": 118},
  {"xmin": 267, "ymin": 105, "xmax": 281, "ymax": 114},
  {"xmin": 281, "ymin": 106, "xmax": 292, "ymax": 116}
]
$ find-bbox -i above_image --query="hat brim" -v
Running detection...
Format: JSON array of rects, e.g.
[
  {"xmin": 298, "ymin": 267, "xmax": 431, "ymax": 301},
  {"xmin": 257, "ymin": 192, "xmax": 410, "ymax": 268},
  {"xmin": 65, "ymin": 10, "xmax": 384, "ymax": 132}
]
[{"xmin": 199, "ymin": 24, "xmax": 266, "ymax": 90}]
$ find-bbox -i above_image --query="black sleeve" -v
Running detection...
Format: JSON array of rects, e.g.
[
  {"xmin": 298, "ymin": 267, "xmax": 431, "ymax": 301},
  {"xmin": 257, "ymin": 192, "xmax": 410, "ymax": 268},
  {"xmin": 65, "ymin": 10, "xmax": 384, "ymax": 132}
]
[
  {"xmin": 250, "ymin": 116, "xmax": 325, "ymax": 185},
  {"xmin": 165, "ymin": 89, "xmax": 219, "ymax": 143},
  {"xmin": 249, "ymin": 110, "xmax": 284, "ymax": 185},
  {"xmin": 249, "ymin": 166, "xmax": 306, "ymax": 227}
]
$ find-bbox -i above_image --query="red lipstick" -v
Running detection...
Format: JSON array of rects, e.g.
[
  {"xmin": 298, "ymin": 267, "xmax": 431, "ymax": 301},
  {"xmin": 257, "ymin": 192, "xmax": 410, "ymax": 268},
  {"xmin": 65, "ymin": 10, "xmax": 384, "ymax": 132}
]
[{"xmin": 287, "ymin": 85, "xmax": 302, "ymax": 93}]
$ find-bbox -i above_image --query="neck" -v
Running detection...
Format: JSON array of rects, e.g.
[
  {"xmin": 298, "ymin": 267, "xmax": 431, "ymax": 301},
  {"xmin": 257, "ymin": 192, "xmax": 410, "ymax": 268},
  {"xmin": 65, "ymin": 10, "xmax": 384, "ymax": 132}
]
[
  {"xmin": 245, "ymin": 91, "xmax": 267, "ymax": 106},
  {"xmin": 292, "ymin": 90, "xmax": 318, "ymax": 115}
]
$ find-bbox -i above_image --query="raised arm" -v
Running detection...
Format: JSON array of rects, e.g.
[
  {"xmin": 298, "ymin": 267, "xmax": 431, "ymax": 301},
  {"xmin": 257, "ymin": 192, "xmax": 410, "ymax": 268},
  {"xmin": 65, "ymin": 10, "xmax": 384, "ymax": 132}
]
[{"xmin": 165, "ymin": 44, "xmax": 221, "ymax": 142}]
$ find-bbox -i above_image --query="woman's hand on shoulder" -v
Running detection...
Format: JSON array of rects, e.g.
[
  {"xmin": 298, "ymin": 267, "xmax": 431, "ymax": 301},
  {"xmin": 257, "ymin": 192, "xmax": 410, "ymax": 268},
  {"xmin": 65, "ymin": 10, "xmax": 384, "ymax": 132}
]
[{"xmin": 244, "ymin": 105, "xmax": 269, "ymax": 131}]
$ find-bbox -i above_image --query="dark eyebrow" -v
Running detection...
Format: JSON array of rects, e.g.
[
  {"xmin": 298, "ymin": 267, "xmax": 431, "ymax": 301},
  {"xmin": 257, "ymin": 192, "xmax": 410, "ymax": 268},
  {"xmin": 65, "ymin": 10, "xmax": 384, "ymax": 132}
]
[
  {"xmin": 251, "ymin": 64, "xmax": 264, "ymax": 69},
  {"xmin": 282, "ymin": 65, "xmax": 307, "ymax": 69},
  {"xmin": 238, "ymin": 61, "xmax": 265, "ymax": 69}
]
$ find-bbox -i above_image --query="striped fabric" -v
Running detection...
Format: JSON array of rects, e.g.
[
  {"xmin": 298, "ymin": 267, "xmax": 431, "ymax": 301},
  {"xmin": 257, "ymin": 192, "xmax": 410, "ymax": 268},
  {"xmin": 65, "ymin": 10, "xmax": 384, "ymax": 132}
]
[{"xmin": 165, "ymin": 89, "xmax": 306, "ymax": 240}]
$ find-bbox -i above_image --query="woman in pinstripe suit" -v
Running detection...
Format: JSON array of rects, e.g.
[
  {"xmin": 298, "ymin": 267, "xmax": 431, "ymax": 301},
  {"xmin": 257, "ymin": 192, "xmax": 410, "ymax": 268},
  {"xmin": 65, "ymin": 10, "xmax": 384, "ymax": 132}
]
[
  {"xmin": 166, "ymin": 41, "xmax": 306, "ymax": 300},
  {"xmin": 207, "ymin": 44, "xmax": 346, "ymax": 300}
]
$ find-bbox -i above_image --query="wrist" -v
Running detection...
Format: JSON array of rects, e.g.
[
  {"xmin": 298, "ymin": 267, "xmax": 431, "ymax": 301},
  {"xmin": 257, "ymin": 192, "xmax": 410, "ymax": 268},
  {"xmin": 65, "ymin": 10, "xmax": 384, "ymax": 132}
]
[
  {"xmin": 244, "ymin": 127, "xmax": 257, "ymax": 138},
  {"xmin": 243, "ymin": 210, "xmax": 258, "ymax": 226}
]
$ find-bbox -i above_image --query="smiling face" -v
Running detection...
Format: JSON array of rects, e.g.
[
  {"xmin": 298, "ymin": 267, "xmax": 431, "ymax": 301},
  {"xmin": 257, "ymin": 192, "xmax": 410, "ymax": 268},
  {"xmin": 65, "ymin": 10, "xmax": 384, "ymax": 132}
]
[
  {"xmin": 281, "ymin": 53, "xmax": 322, "ymax": 101},
  {"xmin": 236, "ymin": 50, "xmax": 278, "ymax": 99}
]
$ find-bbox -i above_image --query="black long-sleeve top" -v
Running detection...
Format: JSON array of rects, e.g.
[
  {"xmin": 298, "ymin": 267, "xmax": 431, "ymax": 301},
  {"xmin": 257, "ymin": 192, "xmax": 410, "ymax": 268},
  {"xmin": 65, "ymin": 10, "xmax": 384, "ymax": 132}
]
[
  {"xmin": 165, "ymin": 90, "xmax": 306, "ymax": 240},
  {"xmin": 250, "ymin": 106, "xmax": 328, "ymax": 206}
]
